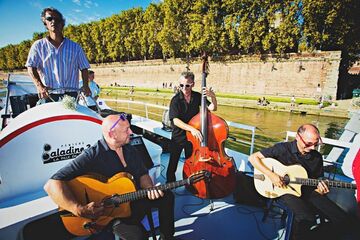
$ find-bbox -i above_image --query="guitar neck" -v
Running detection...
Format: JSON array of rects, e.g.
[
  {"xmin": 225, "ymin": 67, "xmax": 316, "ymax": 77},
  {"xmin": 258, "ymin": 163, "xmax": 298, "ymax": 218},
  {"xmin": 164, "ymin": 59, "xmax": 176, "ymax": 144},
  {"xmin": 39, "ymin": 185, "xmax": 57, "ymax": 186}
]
[
  {"xmin": 293, "ymin": 178, "xmax": 357, "ymax": 189},
  {"xmin": 109, "ymin": 179, "xmax": 190, "ymax": 205}
]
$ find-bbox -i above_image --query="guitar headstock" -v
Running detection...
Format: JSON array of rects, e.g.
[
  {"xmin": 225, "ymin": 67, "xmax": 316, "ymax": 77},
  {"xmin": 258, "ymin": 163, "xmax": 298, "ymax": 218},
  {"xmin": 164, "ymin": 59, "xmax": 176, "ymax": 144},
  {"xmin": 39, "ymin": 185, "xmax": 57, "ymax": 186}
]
[{"xmin": 188, "ymin": 170, "xmax": 211, "ymax": 184}]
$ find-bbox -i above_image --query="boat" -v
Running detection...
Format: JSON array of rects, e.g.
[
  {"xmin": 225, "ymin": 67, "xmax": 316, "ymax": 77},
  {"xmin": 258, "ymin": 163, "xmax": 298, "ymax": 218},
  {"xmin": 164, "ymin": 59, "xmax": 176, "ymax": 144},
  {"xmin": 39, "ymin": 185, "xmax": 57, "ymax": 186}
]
[{"xmin": 0, "ymin": 74, "xmax": 359, "ymax": 239}]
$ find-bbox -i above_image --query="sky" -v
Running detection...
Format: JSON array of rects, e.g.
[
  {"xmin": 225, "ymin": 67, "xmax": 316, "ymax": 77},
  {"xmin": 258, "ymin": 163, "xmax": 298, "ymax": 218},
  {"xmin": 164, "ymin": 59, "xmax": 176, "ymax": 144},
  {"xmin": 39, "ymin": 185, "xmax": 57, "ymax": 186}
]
[{"xmin": 0, "ymin": 0, "xmax": 156, "ymax": 48}]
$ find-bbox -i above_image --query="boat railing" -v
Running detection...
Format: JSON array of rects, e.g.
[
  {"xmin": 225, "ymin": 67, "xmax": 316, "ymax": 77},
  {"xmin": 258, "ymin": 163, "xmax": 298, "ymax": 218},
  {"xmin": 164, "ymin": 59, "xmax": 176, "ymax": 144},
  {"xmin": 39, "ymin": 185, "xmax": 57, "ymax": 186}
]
[
  {"xmin": 285, "ymin": 130, "xmax": 353, "ymax": 165},
  {"xmin": 286, "ymin": 131, "xmax": 353, "ymax": 149},
  {"xmin": 102, "ymin": 98, "xmax": 256, "ymax": 155}
]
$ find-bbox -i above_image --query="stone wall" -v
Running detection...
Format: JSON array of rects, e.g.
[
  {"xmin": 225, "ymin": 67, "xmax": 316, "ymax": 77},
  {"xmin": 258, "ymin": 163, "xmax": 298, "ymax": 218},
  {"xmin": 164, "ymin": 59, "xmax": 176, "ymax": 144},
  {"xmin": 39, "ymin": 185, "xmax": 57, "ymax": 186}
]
[
  {"xmin": 1, "ymin": 51, "xmax": 341, "ymax": 100},
  {"xmin": 90, "ymin": 51, "xmax": 341, "ymax": 100}
]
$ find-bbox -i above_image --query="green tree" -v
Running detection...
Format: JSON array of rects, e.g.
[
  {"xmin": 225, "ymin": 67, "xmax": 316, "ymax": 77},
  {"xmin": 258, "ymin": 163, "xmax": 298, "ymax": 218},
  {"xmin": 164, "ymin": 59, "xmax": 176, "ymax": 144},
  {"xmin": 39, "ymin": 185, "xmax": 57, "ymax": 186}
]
[
  {"xmin": 4, "ymin": 45, "xmax": 20, "ymax": 70},
  {"xmin": 188, "ymin": 0, "xmax": 225, "ymax": 56},
  {"xmin": 91, "ymin": 20, "xmax": 108, "ymax": 63},
  {"xmin": 122, "ymin": 8, "xmax": 144, "ymax": 61},
  {"xmin": 17, "ymin": 40, "xmax": 32, "ymax": 68},
  {"xmin": 142, "ymin": 3, "xmax": 164, "ymax": 59},
  {"xmin": 158, "ymin": 0, "xmax": 192, "ymax": 59}
]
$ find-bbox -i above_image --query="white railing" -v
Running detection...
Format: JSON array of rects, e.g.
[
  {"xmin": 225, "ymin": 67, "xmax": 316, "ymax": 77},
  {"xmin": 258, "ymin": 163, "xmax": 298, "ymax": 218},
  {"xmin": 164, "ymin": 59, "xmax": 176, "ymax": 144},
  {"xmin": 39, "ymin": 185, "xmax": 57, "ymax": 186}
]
[
  {"xmin": 226, "ymin": 121, "xmax": 256, "ymax": 155},
  {"xmin": 285, "ymin": 131, "xmax": 353, "ymax": 149},
  {"xmin": 102, "ymin": 98, "xmax": 256, "ymax": 155},
  {"xmin": 286, "ymin": 130, "xmax": 359, "ymax": 179},
  {"xmin": 103, "ymin": 99, "xmax": 168, "ymax": 119}
]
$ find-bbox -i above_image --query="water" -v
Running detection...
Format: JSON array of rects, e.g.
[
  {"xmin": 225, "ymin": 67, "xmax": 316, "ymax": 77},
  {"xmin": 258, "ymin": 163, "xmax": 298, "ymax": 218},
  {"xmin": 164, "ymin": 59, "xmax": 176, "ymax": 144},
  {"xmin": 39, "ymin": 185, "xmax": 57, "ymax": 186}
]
[{"xmin": 102, "ymin": 92, "xmax": 348, "ymax": 154}]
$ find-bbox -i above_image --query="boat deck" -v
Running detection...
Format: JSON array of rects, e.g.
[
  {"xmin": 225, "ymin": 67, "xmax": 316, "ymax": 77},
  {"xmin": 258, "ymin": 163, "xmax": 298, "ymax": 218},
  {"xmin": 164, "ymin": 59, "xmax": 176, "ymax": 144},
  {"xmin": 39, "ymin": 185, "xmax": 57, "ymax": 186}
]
[{"xmin": 152, "ymin": 152, "xmax": 287, "ymax": 240}]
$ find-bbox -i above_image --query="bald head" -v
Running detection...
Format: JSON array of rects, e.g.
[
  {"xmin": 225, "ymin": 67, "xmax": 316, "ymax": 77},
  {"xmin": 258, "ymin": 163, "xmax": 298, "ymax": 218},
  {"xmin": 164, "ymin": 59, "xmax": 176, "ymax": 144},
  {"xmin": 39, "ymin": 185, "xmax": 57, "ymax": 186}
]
[
  {"xmin": 296, "ymin": 124, "xmax": 322, "ymax": 154},
  {"xmin": 297, "ymin": 124, "xmax": 320, "ymax": 137},
  {"xmin": 102, "ymin": 114, "xmax": 132, "ymax": 148},
  {"xmin": 102, "ymin": 115, "xmax": 119, "ymax": 135}
]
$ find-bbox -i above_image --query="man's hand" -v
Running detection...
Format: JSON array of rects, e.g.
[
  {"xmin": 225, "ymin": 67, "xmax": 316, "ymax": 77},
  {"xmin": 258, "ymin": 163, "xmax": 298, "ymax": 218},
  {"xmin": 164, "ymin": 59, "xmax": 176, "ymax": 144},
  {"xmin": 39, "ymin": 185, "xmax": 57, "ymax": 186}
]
[
  {"xmin": 268, "ymin": 172, "xmax": 285, "ymax": 188},
  {"xmin": 82, "ymin": 85, "xmax": 91, "ymax": 96},
  {"xmin": 75, "ymin": 201, "xmax": 104, "ymax": 219},
  {"xmin": 36, "ymin": 84, "xmax": 49, "ymax": 99},
  {"xmin": 147, "ymin": 184, "xmax": 164, "ymax": 200},
  {"xmin": 315, "ymin": 180, "xmax": 329, "ymax": 195},
  {"xmin": 203, "ymin": 87, "xmax": 215, "ymax": 98},
  {"xmin": 189, "ymin": 127, "xmax": 203, "ymax": 142}
]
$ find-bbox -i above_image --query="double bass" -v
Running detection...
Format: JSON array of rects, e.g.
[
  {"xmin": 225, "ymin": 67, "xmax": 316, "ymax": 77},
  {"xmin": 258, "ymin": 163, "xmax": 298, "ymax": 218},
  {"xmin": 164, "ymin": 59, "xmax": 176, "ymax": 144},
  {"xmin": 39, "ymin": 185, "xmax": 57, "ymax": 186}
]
[{"xmin": 182, "ymin": 54, "xmax": 236, "ymax": 199}]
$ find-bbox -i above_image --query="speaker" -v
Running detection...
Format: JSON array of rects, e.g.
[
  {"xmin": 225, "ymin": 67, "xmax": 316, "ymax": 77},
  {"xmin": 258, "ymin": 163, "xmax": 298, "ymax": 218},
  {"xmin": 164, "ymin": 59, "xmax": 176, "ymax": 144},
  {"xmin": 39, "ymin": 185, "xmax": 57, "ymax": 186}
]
[{"xmin": 129, "ymin": 136, "xmax": 154, "ymax": 169}]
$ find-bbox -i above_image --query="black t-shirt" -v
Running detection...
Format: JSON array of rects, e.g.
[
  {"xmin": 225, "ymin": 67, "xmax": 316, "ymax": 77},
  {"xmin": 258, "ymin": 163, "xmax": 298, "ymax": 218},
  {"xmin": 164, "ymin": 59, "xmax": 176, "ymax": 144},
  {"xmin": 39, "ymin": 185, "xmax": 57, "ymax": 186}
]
[
  {"xmin": 169, "ymin": 91, "xmax": 209, "ymax": 143},
  {"xmin": 260, "ymin": 140, "xmax": 324, "ymax": 194},
  {"xmin": 51, "ymin": 138, "xmax": 148, "ymax": 188}
]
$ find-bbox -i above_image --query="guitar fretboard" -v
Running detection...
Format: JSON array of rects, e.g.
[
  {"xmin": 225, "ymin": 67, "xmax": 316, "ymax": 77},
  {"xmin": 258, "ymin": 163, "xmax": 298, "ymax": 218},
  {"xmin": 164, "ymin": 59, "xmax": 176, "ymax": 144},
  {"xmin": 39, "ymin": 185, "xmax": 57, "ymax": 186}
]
[
  {"xmin": 107, "ymin": 179, "xmax": 190, "ymax": 205},
  {"xmin": 293, "ymin": 178, "xmax": 357, "ymax": 189}
]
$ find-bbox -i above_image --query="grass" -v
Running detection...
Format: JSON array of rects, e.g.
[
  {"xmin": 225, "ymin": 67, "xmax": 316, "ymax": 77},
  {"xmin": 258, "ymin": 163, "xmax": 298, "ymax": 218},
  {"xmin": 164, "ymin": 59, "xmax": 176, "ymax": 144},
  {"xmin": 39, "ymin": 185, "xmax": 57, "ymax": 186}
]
[
  {"xmin": 101, "ymin": 86, "xmax": 319, "ymax": 105},
  {"xmin": 103, "ymin": 86, "xmax": 174, "ymax": 94}
]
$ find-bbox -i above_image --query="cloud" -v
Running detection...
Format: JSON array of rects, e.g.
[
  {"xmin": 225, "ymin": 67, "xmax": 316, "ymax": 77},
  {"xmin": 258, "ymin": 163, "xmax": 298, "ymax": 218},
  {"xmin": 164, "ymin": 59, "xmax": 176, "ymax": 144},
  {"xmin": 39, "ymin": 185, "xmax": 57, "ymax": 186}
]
[
  {"xmin": 84, "ymin": 0, "xmax": 99, "ymax": 9},
  {"xmin": 74, "ymin": 9, "xmax": 82, "ymax": 13},
  {"xmin": 66, "ymin": 11, "xmax": 100, "ymax": 26},
  {"xmin": 29, "ymin": 1, "xmax": 43, "ymax": 10},
  {"xmin": 72, "ymin": 0, "xmax": 81, "ymax": 6}
]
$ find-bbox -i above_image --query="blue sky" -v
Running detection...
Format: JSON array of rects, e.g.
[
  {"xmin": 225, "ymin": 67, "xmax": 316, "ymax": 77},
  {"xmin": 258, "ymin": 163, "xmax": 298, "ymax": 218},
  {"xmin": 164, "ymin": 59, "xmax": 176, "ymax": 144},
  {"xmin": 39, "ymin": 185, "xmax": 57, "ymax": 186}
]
[{"xmin": 0, "ymin": 0, "xmax": 156, "ymax": 48}]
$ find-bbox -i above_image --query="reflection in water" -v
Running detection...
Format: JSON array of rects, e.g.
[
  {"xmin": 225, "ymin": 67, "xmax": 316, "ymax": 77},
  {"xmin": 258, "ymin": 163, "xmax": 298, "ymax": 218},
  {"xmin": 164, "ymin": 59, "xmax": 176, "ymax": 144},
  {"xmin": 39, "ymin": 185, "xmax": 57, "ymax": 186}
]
[{"xmin": 104, "ymin": 93, "xmax": 347, "ymax": 153}]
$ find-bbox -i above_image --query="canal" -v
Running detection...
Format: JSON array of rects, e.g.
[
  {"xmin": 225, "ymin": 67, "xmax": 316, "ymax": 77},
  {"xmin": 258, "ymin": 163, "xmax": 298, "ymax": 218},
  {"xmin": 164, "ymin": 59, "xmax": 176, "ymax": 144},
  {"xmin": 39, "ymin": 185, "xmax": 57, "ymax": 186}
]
[{"xmin": 102, "ymin": 92, "xmax": 348, "ymax": 154}]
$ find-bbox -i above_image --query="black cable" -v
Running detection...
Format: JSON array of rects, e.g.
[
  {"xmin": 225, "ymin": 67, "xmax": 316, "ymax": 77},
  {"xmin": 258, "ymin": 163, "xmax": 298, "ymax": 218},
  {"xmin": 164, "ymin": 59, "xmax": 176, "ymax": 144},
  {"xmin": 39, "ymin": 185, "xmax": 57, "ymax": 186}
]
[{"xmin": 236, "ymin": 205, "xmax": 286, "ymax": 240}]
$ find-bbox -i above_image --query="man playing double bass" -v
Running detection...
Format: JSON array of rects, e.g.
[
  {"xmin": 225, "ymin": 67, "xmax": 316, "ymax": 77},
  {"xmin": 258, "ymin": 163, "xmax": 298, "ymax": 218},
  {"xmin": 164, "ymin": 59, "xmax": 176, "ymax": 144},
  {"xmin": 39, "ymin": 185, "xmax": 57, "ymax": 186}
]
[{"xmin": 166, "ymin": 71, "xmax": 217, "ymax": 183}]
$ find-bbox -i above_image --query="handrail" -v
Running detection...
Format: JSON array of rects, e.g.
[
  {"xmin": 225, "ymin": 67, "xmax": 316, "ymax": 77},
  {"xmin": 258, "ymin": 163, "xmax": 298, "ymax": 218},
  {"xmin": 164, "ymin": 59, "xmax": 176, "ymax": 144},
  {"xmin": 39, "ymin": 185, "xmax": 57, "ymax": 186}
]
[
  {"xmin": 102, "ymin": 98, "xmax": 168, "ymax": 119},
  {"xmin": 226, "ymin": 121, "xmax": 256, "ymax": 155},
  {"xmin": 285, "ymin": 131, "xmax": 352, "ymax": 149},
  {"xmin": 102, "ymin": 98, "xmax": 256, "ymax": 155}
]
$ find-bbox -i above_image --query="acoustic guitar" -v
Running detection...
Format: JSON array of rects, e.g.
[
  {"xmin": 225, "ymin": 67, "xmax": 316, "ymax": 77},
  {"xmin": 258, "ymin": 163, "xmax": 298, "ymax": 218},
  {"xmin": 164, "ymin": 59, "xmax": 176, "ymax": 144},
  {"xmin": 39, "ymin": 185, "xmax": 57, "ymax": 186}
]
[
  {"xmin": 253, "ymin": 158, "xmax": 356, "ymax": 199},
  {"xmin": 59, "ymin": 170, "xmax": 209, "ymax": 236}
]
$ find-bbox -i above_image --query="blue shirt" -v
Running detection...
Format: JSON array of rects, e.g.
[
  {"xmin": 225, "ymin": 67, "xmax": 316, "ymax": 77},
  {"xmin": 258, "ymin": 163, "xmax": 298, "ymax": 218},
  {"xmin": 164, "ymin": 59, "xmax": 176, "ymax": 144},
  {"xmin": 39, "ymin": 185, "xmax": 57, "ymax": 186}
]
[
  {"xmin": 51, "ymin": 138, "xmax": 148, "ymax": 188},
  {"xmin": 79, "ymin": 80, "xmax": 100, "ymax": 106},
  {"xmin": 25, "ymin": 37, "xmax": 90, "ymax": 91}
]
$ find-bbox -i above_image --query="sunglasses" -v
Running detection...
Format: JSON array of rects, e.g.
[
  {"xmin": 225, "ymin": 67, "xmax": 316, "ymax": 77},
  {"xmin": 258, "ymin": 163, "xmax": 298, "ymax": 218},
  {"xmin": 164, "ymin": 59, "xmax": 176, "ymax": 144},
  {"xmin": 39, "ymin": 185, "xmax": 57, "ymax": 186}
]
[
  {"xmin": 45, "ymin": 16, "xmax": 61, "ymax": 22},
  {"xmin": 179, "ymin": 83, "xmax": 192, "ymax": 88},
  {"xmin": 297, "ymin": 133, "xmax": 323, "ymax": 148},
  {"xmin": 109, "ymin": 113, "xmax": 128, "ymax": 131}
]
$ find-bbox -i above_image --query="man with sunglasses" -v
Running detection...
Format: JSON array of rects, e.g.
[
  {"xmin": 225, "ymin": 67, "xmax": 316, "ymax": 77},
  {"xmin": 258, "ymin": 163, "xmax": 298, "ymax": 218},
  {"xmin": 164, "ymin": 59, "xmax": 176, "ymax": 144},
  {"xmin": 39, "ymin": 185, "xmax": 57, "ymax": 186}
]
[
  {"xmin": 44, "ymin": 114, "xmax": 175, "ymax": 240},
  {"xmin": 166, "ymin": 71, "xmax": 217, "ymax": 183},
  {"xmin": 249, "ymin": 124, "xmax": 352, "ymax": 240},
  {"xmin": 26, "ymin": 7, "xmax": 91, "ymax": 102}
]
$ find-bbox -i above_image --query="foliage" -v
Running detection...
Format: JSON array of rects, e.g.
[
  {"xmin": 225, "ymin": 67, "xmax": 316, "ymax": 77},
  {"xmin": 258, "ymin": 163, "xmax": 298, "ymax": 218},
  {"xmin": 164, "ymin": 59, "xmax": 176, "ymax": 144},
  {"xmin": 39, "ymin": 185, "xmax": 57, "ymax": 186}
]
[{"xmin": 0, "ymin": 0, "xmax": 358, "ymax": 74}]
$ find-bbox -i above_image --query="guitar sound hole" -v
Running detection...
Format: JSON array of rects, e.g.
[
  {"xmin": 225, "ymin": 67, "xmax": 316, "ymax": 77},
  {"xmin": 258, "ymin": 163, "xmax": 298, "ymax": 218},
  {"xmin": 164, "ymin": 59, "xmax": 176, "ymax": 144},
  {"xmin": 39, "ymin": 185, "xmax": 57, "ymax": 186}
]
[
  {"xmin": 83, "ymin": 222, "xmax": 96, "ymax": 229},
  {"xmin": 283, "ymin": 174, "xmax": 290, "ymax": 185}
]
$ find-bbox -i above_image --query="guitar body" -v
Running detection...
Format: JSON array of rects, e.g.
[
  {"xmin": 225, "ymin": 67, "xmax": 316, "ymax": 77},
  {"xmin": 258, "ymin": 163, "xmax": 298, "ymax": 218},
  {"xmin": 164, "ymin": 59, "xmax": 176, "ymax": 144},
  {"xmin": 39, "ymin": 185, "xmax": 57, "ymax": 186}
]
[
  {"xmin": 58, "ymin": 170, "xmax": 209, "ymax": 236},
  {"xmin": 60, "ymin": 172, "xmax": 136, "ymax": 236},
  {"xmin": 254, "ymin": 158, "xmax": 308, "ymax": 198}
]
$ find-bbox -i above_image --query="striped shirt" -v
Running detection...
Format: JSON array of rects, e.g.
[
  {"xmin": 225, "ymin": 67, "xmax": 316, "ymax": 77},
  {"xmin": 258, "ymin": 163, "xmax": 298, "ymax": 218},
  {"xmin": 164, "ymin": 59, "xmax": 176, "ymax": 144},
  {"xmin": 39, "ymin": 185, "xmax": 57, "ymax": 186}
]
[{"xmin": 25, "ymin": 37, "xmax": 90, "ymax": 91}]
